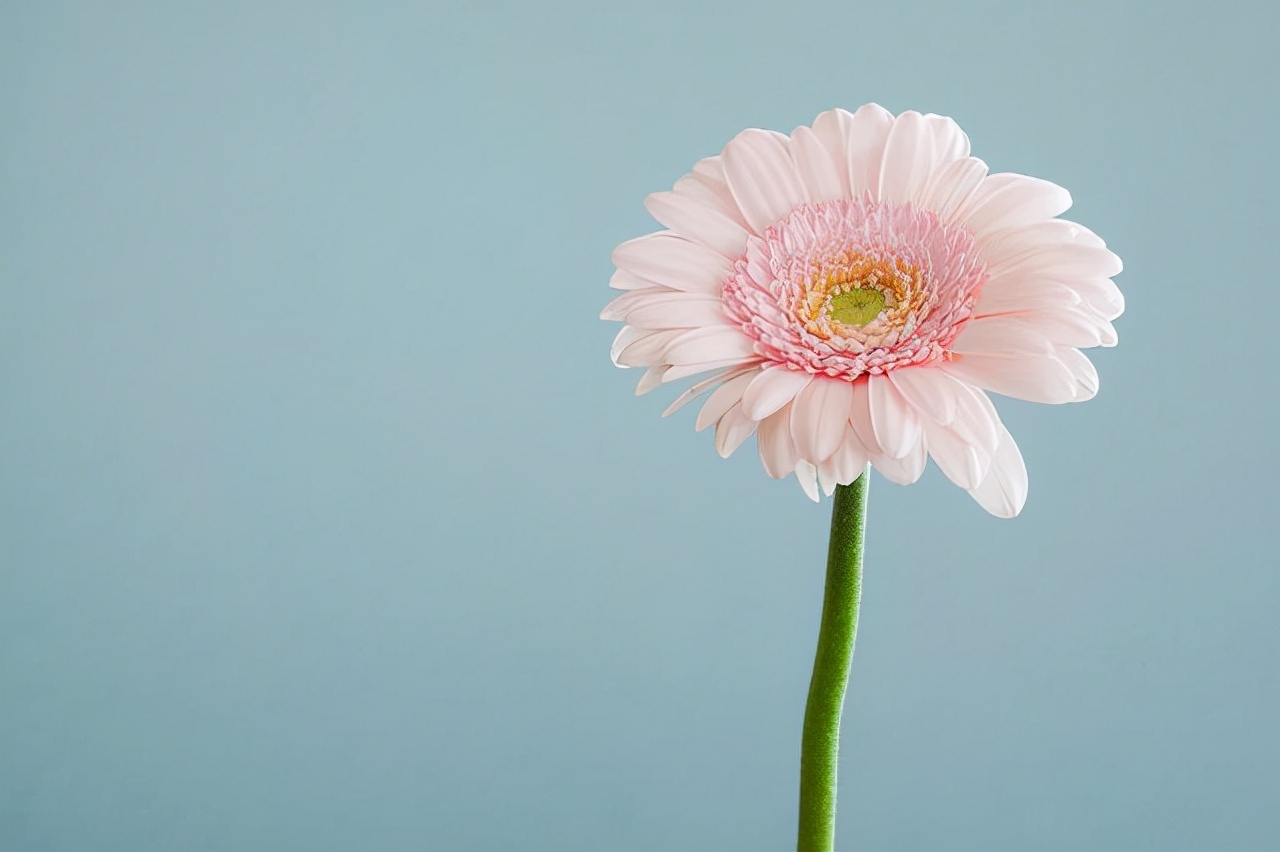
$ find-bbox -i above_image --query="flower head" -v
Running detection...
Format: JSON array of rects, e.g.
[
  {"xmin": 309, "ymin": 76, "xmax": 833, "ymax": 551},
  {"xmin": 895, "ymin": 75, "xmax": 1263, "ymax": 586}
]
[{"xmin": 603, "ymin": 105, "xmax": 1123, "ymax": 516}]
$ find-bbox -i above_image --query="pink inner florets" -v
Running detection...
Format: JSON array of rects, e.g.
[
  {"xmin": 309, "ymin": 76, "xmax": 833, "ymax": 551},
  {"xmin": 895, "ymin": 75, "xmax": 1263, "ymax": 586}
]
[{"xmin": 721, "ymin": 198, "xmax": 988, "ymax": 379}]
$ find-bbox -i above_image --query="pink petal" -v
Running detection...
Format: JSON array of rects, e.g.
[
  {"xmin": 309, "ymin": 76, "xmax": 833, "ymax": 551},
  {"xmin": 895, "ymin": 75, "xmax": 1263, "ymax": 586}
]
[
  {"xmin": 806, "ymin": 108, "xmax": 858, "ymax": 197},
  {"xmin": 878, "ymin": 111, "xmax": 970, "ymax": 206},
  {"xmin": 644, "ymin": 190, "xmax": 751, "ymax": 259},
  {"xmin": 888, "ymin": 367, "xmax": 960, "ymax": 426},
  {"xmin": 612, "ymin": 232, "xmax": 732, "ymax": 294},
  {"xmin": 722, "ymin": 128, "xmax": 808, "ymax": 235},
  {"xmin": 741, "ymin": 366, "xmax": 814, "ymax": 421},
  {"xmin": 621, "ymin": 293, "xmax": 730, "ymax": 330},
  {"xmin": 1055, "ymin": 346, "xmax": 1099, "ymax": 400},
  {"xmin": 950, "ymin": 315, "xmax": 1057, "ymax": 356},
  {"xmin": 757, "ymin": 403, "xmax": 799, "ymax": 478},
  {"xmin": 680, "ymin": 156, "xmax": 752, "ymax": 229},
  {"xmin": 843, "ymin": 103, "xmax": 895, "ymax": 199},
  {"xmin": 616, "ymin": 329, "xmax": 684, "ymax": 367},
  {"xmin": 634, "ymin": 367, "xmax": 667, "ymax": 396},
  {"xmin": 662, "ymin": 326, "xmax": 757, "ymax": 366},
  {"xmin": 791, "ymin": 377, "xmax": 855, "ymax": 463},
  {"xmin": 693, "ymin": 370, "xmax": 758, "ymax": 431},
  {"xmin": 663, "ymin": 357, "xmax": 760, "ymax": 383},
  {"xmin": 714, "ymin": 402, "xmax": 756, "ymax": 458},
  {"xmin": 848, "ymin": 378, "xmax": 882, "ymax": 456},
  {"xmin": 868, "ymin": 373, "xmax": 923, "ymax": 459},
  {"xmin": 600, "ymin": 287, "xmax": 673, "ymax": 321},
  {"xmin": 871, "ymin": 436, "xmax": 928, "ymax": 485},
  {"xmin": 922, "ymin": 156, "xmax": 989, "ymax": 222},
  {"xmin": 665, "ymin": 365, "xmax": 756, "ymax": 418},
  {"xmin": 941, "ymin": 351, "xmax": 1080, "ymax": 404},
  {"xmin": 794, "ymin": 460, "xmax": 820, "ymax": 502},
  {"xmin": 924, "ymin": 419, "xmax": 984, "ymax": 489},
  {"xmin": 790, "ymin": 124, "xmax": 846, "ymax": 203},
  {"xmin": 610, "ymin": 326, "xmax": 646, "ymax": 366},
  {"xmin": 967, "ymin": 423, "xmax": 1028, "ymax": 518},
  {"xmin": 959, "ymin": 173, "xmax": 1073, "ymax": 236}
]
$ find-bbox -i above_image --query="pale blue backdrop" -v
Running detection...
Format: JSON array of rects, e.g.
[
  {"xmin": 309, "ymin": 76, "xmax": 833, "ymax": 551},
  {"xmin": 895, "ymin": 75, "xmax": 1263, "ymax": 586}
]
[{"xmin": 2, "ymin": 3, "xmax": 1277, "ymax": 851}]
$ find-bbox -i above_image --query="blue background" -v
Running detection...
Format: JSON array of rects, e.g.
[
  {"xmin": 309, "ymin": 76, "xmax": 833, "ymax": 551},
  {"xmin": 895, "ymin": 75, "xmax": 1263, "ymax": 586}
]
[{"xmin": 2, "ymin": 3, "xmax": 1277, "ymax": 850}]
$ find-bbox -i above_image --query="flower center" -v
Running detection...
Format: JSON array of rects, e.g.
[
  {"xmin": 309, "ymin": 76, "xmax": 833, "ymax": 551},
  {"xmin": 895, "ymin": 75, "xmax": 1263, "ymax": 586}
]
[
  {"xmin": 721, "ymin": 198, "xmax": 987, "ymax": 379},
  {"xmin": 828, "ymin": 287, "xmax": 887, "ymax": 327}
]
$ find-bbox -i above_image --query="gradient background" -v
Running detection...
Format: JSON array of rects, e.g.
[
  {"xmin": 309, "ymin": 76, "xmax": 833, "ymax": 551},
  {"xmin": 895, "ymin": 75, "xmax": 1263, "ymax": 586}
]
[{"xmin": 2, "ymin": 3, "xmax": 1277, "ymax": 851}]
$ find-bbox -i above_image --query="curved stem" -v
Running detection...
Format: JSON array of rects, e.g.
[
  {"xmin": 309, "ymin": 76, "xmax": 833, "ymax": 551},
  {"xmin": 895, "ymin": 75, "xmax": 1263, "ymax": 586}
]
[{"xmin": 797, "ymin": 468, "xmax": 869, "ymax": 852}]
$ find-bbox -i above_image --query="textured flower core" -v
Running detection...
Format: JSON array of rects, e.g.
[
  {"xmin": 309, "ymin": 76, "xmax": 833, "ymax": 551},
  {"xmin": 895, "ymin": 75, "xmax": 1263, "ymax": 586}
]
[{"xmin": 722, "ymin": 198, "xmax": 988, "ymax": 379}]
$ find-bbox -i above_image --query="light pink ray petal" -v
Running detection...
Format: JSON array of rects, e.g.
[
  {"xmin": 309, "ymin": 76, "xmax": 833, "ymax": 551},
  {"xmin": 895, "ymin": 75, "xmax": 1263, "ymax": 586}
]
[
  {"xmin": 871, "ymin": 436, "xmax": 928, "ymax": 485},
  {"xmin": 945, "ymin": 384, "xmax": 1001, "ymax": 476},
  {"xmin": 644, "ymin": 190, "xmax": 752, "ymax": 259},
  {"xmin": 826, "ymin": 427, "xmax": 870, "ymax": 488},
  {"xmin": 663, "ymin": 357, "xmax": 761, "ymax": 383},
  {"xmin": 950, "ymin": 315, "xmax": 1057, "ymax": 356},
  {"xmin": 722, "ymin": 129, "xmax": 808, "ymax": 235},
  {"xmin": 1067, "ymin": 277, "xmax": 1125, "ymax": 320},
  {"xmin": 616, "ymin": 329, "xmax": 685, "ymax": 367},
  {"xmin": 848, "ymin": 378, "xmax": 882, "ymax": 456},
  {"xmin": 635, "ymin": 367, "xmax": 668, "ymax": 396},
  {"xmin": 888, "ymin": 367, "xmax": 960, "ymax": 426},
  {"xmin": 844, "ymin": 103, "xmax": 895, "ymax": 199},
  {"xmin": 1054, "ymin": 347, "xmax": 1099, "ymax": 400},
  {"xmin": 664, "ymin": 365, "xmax": 757, "ymax": 418},
  {"xmin": 924, "ymin": 419, "xmax": 984, "ymax": 490},
  {"xmin": 993, "ymin": 309, "xmax": 1117, "ymax": 349},
  {"xmin": 868, "ymin": 373, "xmax": 923, "ymax": 459},
  {"xmin": 968, "ymin": 423, "xmax": 1028, "ymax": 518},
  {"xmin": 808, "ymin": 108, "xmax": 856, "ymax": 197},
  {"xmin": 612, "ymin": 233, "xmax": 733, "ymax": 294},
  {"xmin": 691, "ymin": 370, "xmax": 758, "ymax": 429},
  {"xmin": 975, "ymin": 280, "xmax": 1082, "ymax": 317},
  {"xmin": 757, "ymin": 403, "xmax": 800, "ymax": 478},
  {"xmin": 982, "ymin": 223, "xmax": 1122, "ymax": 282},
  {"xmin": 940, "ymin": 352, "xmax": 1079, "ymax": 404},
  {"xmin": 959, "ymin": 173, "xmax": 1073, "ymax": 236},
  {"xmin": 610, "ymin": 326, "xmax": 646, "ymax": 366},
  {"xmin": 622, "ymin": 293, "xmax": 731, "ymax": 330},
  {"xmin": 922, "ymin": 156, "xmax": 989, "ymax": 222},
  {"xmin": 609, "ymin": 269, "xmax": 661, "ymax": 291},
  {"xmin": 790, "ymin": 124, "xmax": 846, "ymax": 203},
  {"xmin": 714, "ymin": 402, "xmax": 757, "ymax": 458},
  {"xmin": 741, "ymin": 366, "xmax": 814, "ymax": 421},
  {"xmin": 817, "ymin": 457, "xmax": 840, "ymax": 498},
  {"xmin": 675, "ymin": 165, "xmax": 751, "ymax": 230},
  {"xmin": 879, "ymin": 111, "xmax": 969, "ymax": 206},
  {"xmin": 794, "ymin": 460, "xmax": 821, "ymax": 502},
  {"xmin": 600, "ymin": 287, "xmax": 675, "ymax": 321},
  {"xmin": 662, "ymin": 326, "xmax": 757, "ymax": 365},
  {"xmin": 791, "ymin": 378, "xmax": 855, "ymax": 463}
]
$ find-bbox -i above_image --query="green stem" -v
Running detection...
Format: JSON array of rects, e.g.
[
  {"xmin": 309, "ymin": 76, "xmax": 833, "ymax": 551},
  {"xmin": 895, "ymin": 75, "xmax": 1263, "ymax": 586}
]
[{"xmin": 797, "ymin": 468, "xmax": 869, "ymax": 852}]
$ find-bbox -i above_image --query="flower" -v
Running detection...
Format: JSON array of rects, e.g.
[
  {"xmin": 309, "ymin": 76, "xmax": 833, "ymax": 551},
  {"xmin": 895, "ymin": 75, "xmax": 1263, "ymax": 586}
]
[{"xmin": 602, "ymin": 105, "xmax": 1123, "ymax": 517}]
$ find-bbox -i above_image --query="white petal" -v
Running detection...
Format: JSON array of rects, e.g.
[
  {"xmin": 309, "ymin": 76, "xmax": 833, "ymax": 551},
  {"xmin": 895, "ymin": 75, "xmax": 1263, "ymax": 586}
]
[
  {"xmin": 843, "ymin": 103, "xmax": 895, "ymax": 199},
  {"xmin": 714, "ymin": 402, "xmax": 756, "ymax": 458},
  {"xmin": 975, "ymin": 279, "xmax": 1082, "ymax": 317},
  {"xmin": 817, "ymin": 457, "xmax": 840, "ymax": 497},
  {"xmin": 693, "ymin": 370, "xmax": 758, "ymax": 430},
  {"xmin": 794, "ymin": 460, "xmax": 821, "ymax": 502},
  {"xmin": 809, "ymin": 108, "xmax": 856, "ymax": 196},
  {"xmin": 644, "ymin": 190, "xmax": 751, "ymax": 259},
  {"xmin": 622, "ymin": 293, "xmax": 730, "ymax": 330},
  {"xmin": 826, "ymin": 427, "xmax": 870, "ymax": 487},
  {"xmin": 946, "ymin": 383, "xmax": 1001, "ymax": 475},
  {"xmin": 981, "ymin": 309, "xmax": 1117, "ymax": 349},
  {"xmin": 741, "ymin": 366, "xmax": 814, "ymax": 421},
  {"xmin": 959, "ymin": 173, "xmax": 1073, "ymax": 235},
  {"xmin": 722, "ymin": 128, "xmax": 807, "ymax": 234},
  {"xmin": 1068, "ymin": 277, "xmax": 1125, "ymax": 320},
  {"xmin": 757, "ymin": 403, "xmax": 799, "ymax": 478},
  {"xmin": 612, "ymin": 232, "xmax": 732, "ymax": 294},
  {"xmin": 982, "ymin": 222, "xmax": 1122, "ymax": 282},
  {"xmin": 868, "ymin": 374, "xmax": 923, "ymax": 459},
  {"xmin": 790, "ymin": 378, "xmax": 855, "ymax": 462},
  {"xmin": 940, "ymin": 352, "xmax": 1079, "ymax": 404},
  {"xmin": 968, "ymin": 423, "xmax": 1028, "ymax": 518},
  {"xmin": 662, "ymin": 326, "xmax": 757, "ymax": 365},
  {"xmin": 676, "ymin": 159, "xmax": 751, "ymax": 229}
]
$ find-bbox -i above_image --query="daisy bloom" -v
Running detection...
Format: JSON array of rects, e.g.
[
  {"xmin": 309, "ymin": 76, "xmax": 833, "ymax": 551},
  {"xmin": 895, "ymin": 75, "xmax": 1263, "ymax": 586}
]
[{"xmin": 603, "ymin": 105, "xmax": 1123, "ymax": 517}]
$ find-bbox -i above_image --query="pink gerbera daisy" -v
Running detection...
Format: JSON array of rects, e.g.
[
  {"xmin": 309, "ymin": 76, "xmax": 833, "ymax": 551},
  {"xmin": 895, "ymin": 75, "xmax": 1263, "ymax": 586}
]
[{"xmin": 603, "ymin": 104, "xmax": 1123, "ymax": 517}]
